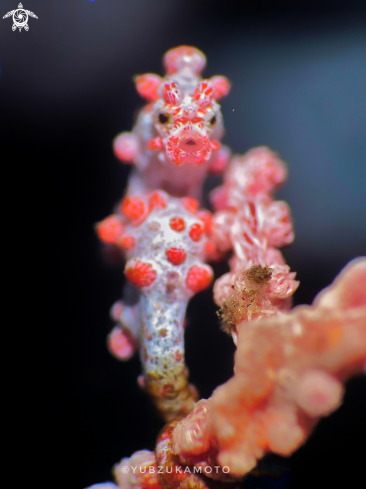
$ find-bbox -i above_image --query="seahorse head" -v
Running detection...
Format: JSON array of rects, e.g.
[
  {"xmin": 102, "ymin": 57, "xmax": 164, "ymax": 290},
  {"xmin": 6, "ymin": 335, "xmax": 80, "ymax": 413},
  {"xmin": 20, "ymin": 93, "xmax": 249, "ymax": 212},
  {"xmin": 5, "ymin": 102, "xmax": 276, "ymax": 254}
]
[{"xmin": 135, "ymin": 46, "xmax": 230, "ymax": 166}]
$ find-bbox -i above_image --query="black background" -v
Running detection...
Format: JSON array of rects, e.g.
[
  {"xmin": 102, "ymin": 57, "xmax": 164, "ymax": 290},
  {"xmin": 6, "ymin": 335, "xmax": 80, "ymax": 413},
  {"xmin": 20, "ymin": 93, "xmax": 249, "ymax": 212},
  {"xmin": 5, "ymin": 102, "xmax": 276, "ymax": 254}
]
[{"xmin": 1, "ymin": 1, "xmax": 365, "ymax": 488}]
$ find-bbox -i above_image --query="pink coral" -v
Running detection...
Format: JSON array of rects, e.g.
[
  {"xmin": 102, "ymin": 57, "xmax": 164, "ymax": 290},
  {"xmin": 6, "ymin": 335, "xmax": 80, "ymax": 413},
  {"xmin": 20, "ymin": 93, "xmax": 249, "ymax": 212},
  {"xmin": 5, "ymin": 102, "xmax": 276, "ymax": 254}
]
[
  {"xmin": 114, "ymin": 450, "xmax": 162, "ymax": 489},
  {"xmin": 211, "ymin": 147, "xmax": 299, "ymax": 333},
  {"xmin": 172, "ymin": 258, "xmax": 366, "ymax": 477},
  {"xmin": 210, "ymin": 147, "xmax": 287, "ymax": 211},
  {"xmin": 88, "ymin": 46, "xmax": 365, "ymax": 489}
]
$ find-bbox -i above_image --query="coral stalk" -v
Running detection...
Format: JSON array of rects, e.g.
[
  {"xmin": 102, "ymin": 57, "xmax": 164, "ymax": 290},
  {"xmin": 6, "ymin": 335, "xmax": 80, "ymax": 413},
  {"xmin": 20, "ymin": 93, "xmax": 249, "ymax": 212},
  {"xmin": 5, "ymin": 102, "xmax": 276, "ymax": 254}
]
[
  {"xmin": 171, "ymin": 258, "xmax": 366, "ymax": 477},
  {"xmin": 88, "ymin": 46, "xmax": 365, "ymax": 489}
]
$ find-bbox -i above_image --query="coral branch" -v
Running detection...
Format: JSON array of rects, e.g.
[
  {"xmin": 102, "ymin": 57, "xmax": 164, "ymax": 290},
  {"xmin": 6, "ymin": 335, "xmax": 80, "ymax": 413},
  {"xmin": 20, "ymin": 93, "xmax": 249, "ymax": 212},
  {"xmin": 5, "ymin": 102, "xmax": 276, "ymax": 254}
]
[
  {"xmin": 212, "ymin": 148, "xmax": 299, "ymax": 339},
  {"xmin": 172, "ymin": 258, "xmax": 366, "ymax": 477},
  {"xmin": 88, "ymin": 46, "xmax": 365, "ymax": 489}
]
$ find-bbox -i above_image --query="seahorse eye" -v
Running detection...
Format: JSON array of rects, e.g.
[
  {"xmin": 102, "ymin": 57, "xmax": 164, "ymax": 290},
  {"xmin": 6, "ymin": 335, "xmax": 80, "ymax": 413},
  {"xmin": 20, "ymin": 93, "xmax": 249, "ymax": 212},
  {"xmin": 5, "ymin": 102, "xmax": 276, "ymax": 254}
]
[
  {"xmin": 158, "ymin": 113, "xmax": 169, "ymax": 123},
  {"xmin": 210, "ymin": 115, "xmax": 217, "ymax": 125}
]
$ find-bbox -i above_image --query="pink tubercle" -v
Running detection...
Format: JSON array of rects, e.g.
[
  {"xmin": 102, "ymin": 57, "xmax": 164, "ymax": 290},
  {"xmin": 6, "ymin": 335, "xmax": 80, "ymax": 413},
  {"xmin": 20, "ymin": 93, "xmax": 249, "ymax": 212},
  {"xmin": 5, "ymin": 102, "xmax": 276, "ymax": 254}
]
[
  {"xmin": 96, "ymin": 215, "xmax": 124, "ymax": 245},
  {"xmin": 110, "ymin": 301, "xmax": 124, "ymax": 321},
  {"xmin": 121, "ymin": 196, "xmax": 147, "ymax": 222},
  {"xmin": 135, "ymin": 73, "xmax": 162, "ymax": 102},
  {"xmin": 107, "ymin": 326, "xmax": 135, "ymax": 360},
  {"xmin": 180, "ymin": 197, "xmax": 199, "ymax": 214},
  {"xmin": 163, "ymin": 45, "xmax": 206, "ymax": 75},
  {"xmin": 117, "ymin": 234, "xmax": 136, "ymax": 251},
  {"xmin": 147, "ymin": 137, "xmax": 163, "ymax": 151},
  {"xmin": 113, "ymin": 132, "xmax": 138, "ymax": 163}
]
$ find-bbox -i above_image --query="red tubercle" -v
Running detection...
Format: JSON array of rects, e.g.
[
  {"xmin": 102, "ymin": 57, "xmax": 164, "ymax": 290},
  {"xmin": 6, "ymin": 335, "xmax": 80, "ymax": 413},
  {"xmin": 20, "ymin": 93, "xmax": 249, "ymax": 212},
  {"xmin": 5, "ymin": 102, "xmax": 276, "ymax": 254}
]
[
  {"xmin": 210, "ymin": 75, "xmax": 231, "ymax": 99},
  {"xmin": 181, "ymin": 197, "xmax": 199, "ymax": 214},
  {"xmin": 210, "ymin": 140, "xmax": 221, "ymax": 152},
  {"xmin": 174, "ymin": 351, "xmax": 183, "ymax": 362},
  {"xmin": 137, "ymin": 375, "xmax": 146, "ymax": 389},
  {"xmin": 204, "ymin": 240, "xmax": 224, "ymax": 262},
  {"xmin": 197, "ymin": 210, "xmax": 212, "ymax": 235},
  {"xmin": 121, "ymin": 197, "xmax": 147, "ymax": 222},
  {"xmin": 166, "ymin": 248, "xmax": 187, "ymax": 266},
  {"xmin": 170, "ymin": 217, "xmax": 186, "ymax": 232},
  {"xmin": 189, "ymin": 223, "xmax": 204, "ymax": 242},
  {"xmin": 186, "ymin": 266, "xmax": 213, "ymax": 293},
  {"xmin": 134, "ymin": 73, "xmax": 162, "ymax": 102},
  {"xmin": 204, "ymin": 240, "xmax": 216, "ymax": 257},
  {"xmin": 96, "ymin": 215, "xmax": 124, "ymax": 244},
  {"xmin": 149, "ymin": 191, "xmax": 167, "ymax": 211},
  {"xmin": 118, "ymin": 234, "xmax": 136, "ymax": 250},
  {"xmin": 147, "ymin": 137, "xmax": 163, "ymax": 151},
  {"xmin": 125, "ymin": 260, "xmax": 157, "ymax": 288},
  {"xmin": 162, "ymin": 384, "xmax": 174, "ymax": 398}
]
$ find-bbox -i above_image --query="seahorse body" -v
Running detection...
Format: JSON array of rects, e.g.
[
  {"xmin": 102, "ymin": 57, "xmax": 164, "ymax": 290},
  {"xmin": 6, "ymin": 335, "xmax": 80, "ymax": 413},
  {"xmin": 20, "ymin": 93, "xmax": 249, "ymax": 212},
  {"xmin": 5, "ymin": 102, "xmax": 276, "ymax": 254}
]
[{"xmin": 97, "ymin": 191, "xmax": 217, "ymax": 421}]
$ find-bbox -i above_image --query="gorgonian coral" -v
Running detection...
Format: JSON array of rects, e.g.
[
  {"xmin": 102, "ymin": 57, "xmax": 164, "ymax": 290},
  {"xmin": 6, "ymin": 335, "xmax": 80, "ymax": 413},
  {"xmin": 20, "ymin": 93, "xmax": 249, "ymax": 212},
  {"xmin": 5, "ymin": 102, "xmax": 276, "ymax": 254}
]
[
  {"xmin": 172, "ymin": 258, "xmax": 366, "ymax": 478},
  {"xmin": 88, "ymin": 46, "xmax": 365, "ymax": 489}
]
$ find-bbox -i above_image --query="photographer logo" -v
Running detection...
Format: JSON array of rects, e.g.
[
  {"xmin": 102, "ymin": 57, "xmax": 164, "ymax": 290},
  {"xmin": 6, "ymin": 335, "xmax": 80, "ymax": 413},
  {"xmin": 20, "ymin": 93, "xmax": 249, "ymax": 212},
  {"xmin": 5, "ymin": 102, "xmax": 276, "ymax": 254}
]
[{"xmin": 3, "ymin": 3, "xmax": 38, "ymax": 31}]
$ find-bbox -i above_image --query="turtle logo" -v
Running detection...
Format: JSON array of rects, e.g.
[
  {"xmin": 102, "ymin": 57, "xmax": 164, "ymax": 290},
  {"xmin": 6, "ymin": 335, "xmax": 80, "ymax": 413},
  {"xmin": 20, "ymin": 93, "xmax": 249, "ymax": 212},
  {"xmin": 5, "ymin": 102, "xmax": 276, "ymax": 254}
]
[{"xmin": 3, "ymin": 3, "xmax": 38, "ymax": 31}]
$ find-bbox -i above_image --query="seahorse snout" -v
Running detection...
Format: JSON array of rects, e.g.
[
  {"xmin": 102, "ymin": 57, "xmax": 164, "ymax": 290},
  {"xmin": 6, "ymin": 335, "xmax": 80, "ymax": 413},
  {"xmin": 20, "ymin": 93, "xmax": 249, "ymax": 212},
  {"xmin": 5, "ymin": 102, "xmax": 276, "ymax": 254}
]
[{"xmin": 166, "ymin": 129, "xmax": 211, "ymax": 166}]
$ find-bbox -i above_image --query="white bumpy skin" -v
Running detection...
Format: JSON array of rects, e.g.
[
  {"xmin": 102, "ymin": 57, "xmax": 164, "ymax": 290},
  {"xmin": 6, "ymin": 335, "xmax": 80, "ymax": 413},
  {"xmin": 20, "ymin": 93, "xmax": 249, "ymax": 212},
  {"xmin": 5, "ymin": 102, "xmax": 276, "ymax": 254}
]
[{"xmin": 97, "ymin": 191, "xmax": 214, "ymax": 421}]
